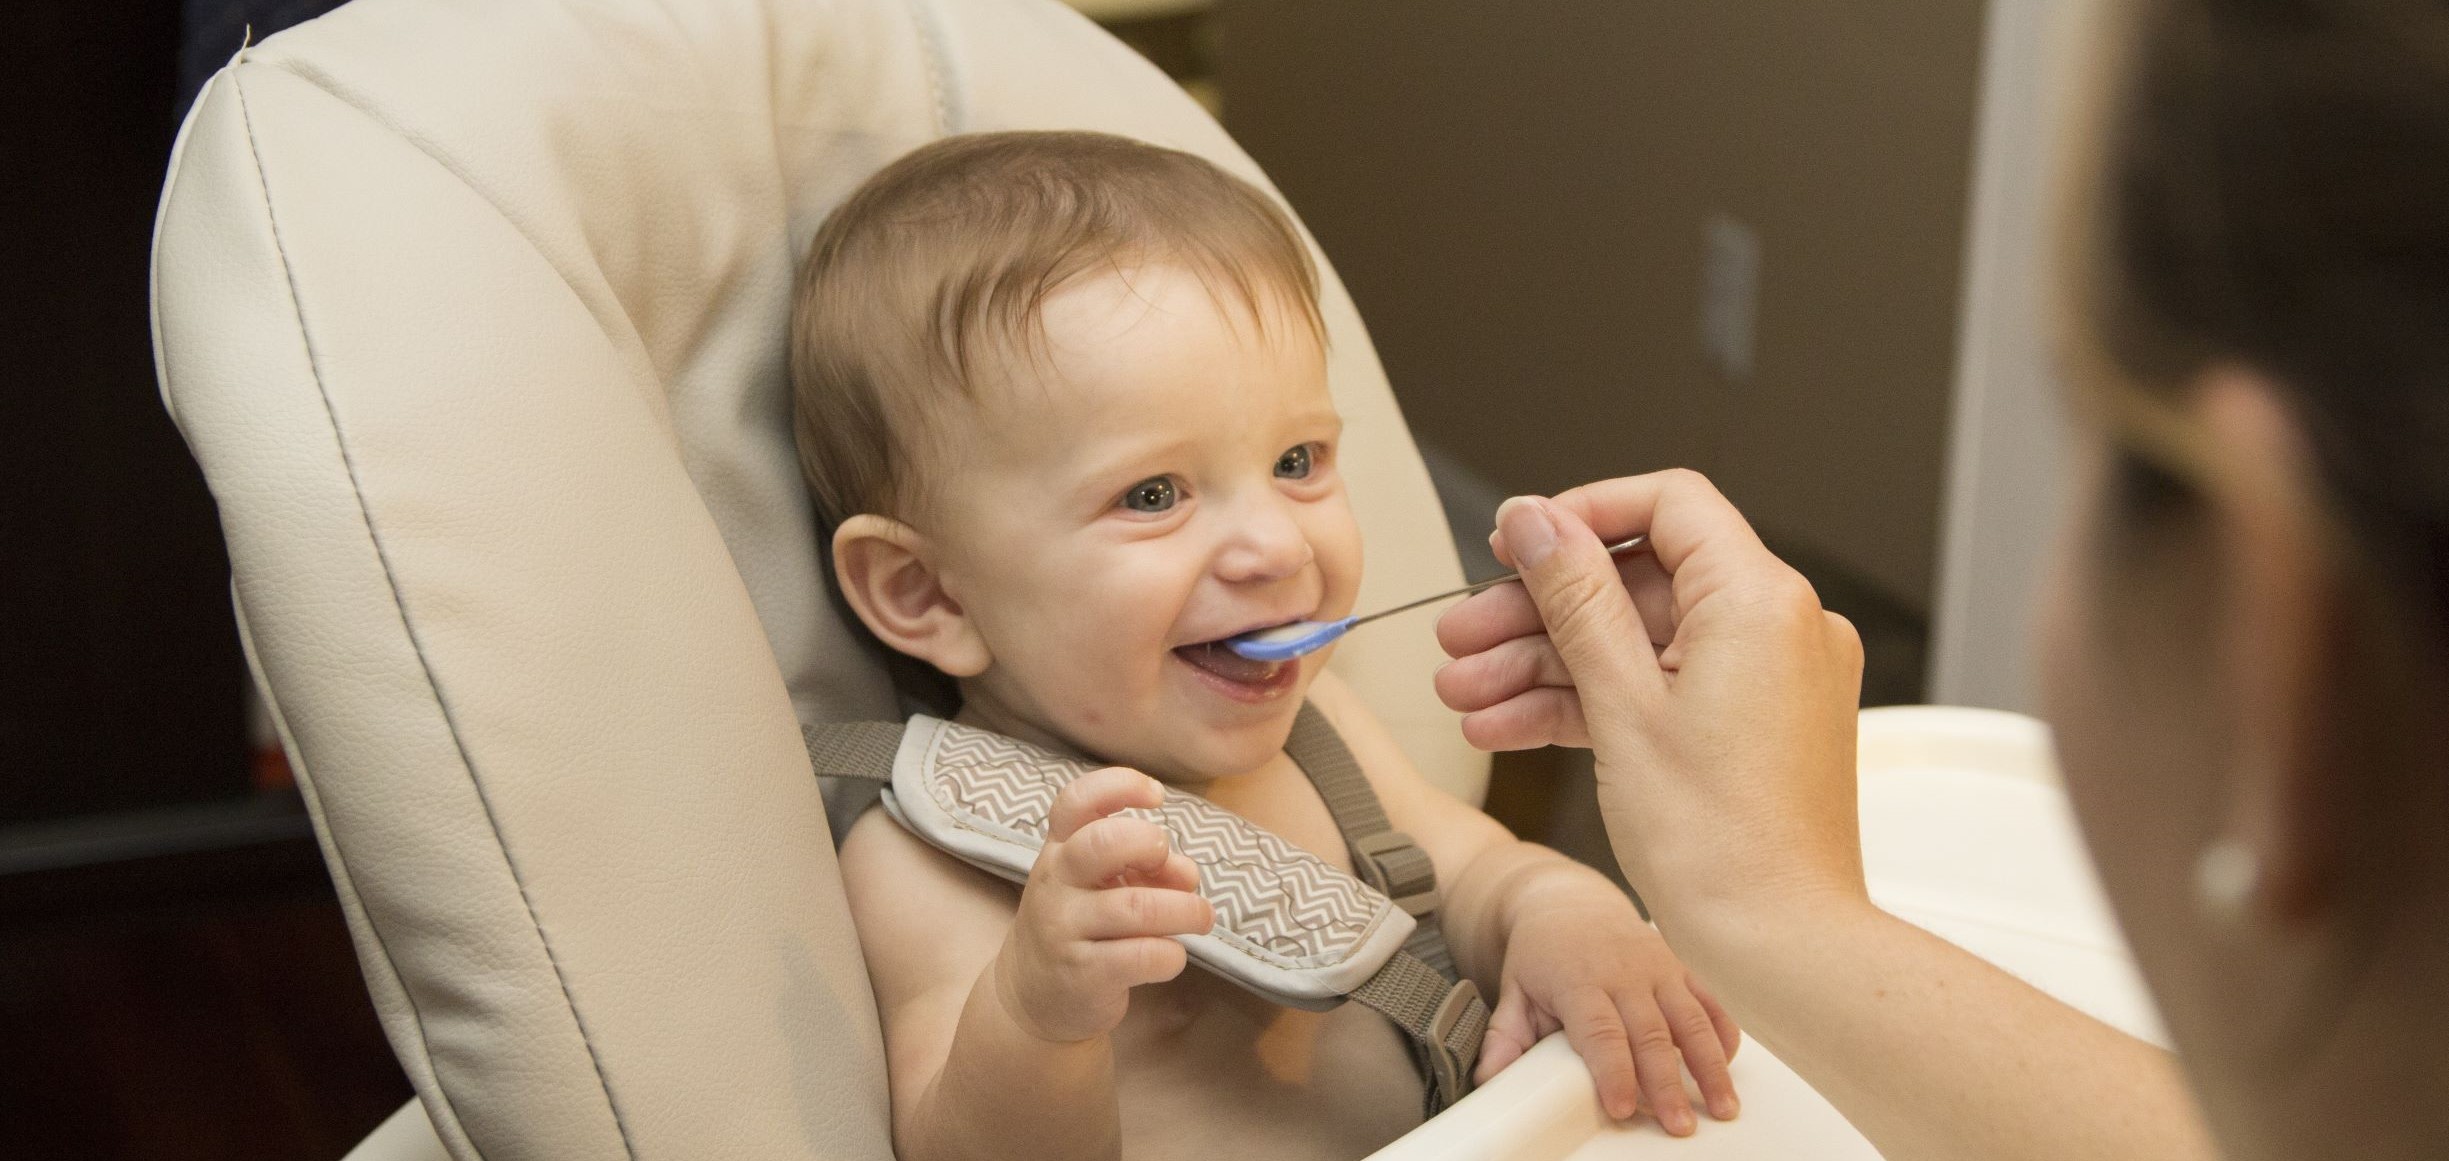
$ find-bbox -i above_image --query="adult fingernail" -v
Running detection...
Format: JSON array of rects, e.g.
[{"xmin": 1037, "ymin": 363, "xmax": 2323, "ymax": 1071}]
[
  {"xmin": 1496, "ymin": 497, "xmax": 1558, "ymax": 567},
  {"xmin": 1712, "ymin": 1094, "xmax": 1740, "ymax": 1119}
]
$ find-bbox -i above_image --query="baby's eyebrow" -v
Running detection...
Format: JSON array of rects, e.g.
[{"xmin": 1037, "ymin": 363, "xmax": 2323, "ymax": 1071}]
[
  {"xmin": 1058, "ymin": 404, "xmax": 1344, "ymax": 495},
  {"xmin": 1286, "ymin": 405, "xmax": 1345, "ymax": 436},
  {"xmin": 1062, "ymin": 436, "xmax": 1200, "ymax": 490}
]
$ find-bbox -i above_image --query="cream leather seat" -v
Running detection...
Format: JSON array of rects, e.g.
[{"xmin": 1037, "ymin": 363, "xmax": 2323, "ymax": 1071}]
[{"xmin": 151, "ymin": 1, "xmax": 1475, "ymax": 1157}]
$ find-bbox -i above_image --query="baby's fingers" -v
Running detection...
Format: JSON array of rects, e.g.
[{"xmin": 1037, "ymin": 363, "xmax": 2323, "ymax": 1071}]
[
  {"xmin": 1692, "ymin": 976, "xmax": 1740, "ymax": 1062},
  {"xmin": 1047, "ymin": 767, "xmax": 1164, "ymax": 842},
  {"xmin": 1473, "ymin": 981, "xmax": 1540, "ymax": 1085},
  {"xmin": 1622, "ymin": 999, "xmax": 1699, "ymax": 1137},
  {"xmin": 1555, "ymin": 989, "xmax": 1643, "ymax": 1124},
  {"xmin": 1078, "ymin": 886, "xmax": 1213, "ymax": 940},
  {"xmin": 1056, "ymin": 815, "xmax": 1175, "ymax": 888},
  {"xmin": 1122, "ymin": 851, "xmax": 1201, "ymax": 895},
  {"xmin": 1094, "ymin": 935, "xmax": 1190, "ymax": 989},
  {"xmin": 1661, "ymin": 985, "xmax": 1739, "ymax": 1122}
]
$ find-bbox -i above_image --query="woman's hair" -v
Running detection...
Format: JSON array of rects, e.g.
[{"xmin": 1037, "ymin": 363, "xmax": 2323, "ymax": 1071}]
[
  {"xmin": 2094, "ymin": 0, "xmax": 2449, "ymax": 985},
  {"xmin": 2094, "ymin": 0, "xmax": 2449, "ymax": 644}
]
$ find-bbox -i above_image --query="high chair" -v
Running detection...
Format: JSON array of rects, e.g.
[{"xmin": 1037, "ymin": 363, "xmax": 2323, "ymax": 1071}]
[
  {"xmin": 152, "ymin": 1, "xmax": 2160, "ymax": 1157},
  {"xmin": 155, "ymin": 0, "xmax": 1473, "ymax": 1155}
]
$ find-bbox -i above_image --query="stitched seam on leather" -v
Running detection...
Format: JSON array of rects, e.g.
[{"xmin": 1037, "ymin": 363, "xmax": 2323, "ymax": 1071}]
[
  {"xmin": 219, "ymin": 73, "xmax": 473, "ymax": 1159},
  {"xmin": 232, "ymin": 587, "xmax": 471, "ymax": 1155},
  {"xmin": 261, "ymin": 57, "xmax": 661, "ymax": 404},
  {"xmin": 902, "ymin": 0, "xmax": 959, "ymax": 135},
  {"xmin": 231, "ymin": 66, "xmax": 641, "ymax": 1161}
]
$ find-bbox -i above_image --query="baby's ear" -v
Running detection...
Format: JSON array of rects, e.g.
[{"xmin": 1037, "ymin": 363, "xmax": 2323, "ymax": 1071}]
[{"xmin": 831, "ymin": 515, "xmax": 992, "ymax": 678}]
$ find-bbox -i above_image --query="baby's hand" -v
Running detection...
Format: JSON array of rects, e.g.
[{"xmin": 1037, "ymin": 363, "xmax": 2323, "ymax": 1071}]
[
  {"xmin": 992, "ymin": 767, "xmax": 1214, "ymax": 1044},
  {"xmin": 1482, "ymin": 875, "xmax": 1741, "ymax": 1136}
]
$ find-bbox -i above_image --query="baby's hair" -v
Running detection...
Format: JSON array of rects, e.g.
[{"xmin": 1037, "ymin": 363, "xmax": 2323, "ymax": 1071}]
[{"xmin": 790, "ymin": 130, "xmax": 1326, "ymax": 524}]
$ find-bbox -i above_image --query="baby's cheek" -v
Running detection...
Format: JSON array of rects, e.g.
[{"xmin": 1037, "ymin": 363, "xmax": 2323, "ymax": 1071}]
[
  {"xmin": 1053, "ymin": 599, "xmax": 1169, "ymax": 692},
  {"xmin": 1080, "ymin": 560, "xmax": 1194, "ymax": 640},
  {"xmin": 1041, "ymin": 631, "xmax": 1172, "ymax": 747},
  {"xmin": 1313, "ymin": 513, "xmax": 1367, "ymax": 611},
  {"xmin": 1033, "ymin": 652, "xmax": 1123, "ymax": 734}
]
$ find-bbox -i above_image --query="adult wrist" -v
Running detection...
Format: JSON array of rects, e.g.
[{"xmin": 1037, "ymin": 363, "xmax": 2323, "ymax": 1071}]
[{"xmin": 1647, "ymin": 877, "xmax": 1883, "ymax": 982}]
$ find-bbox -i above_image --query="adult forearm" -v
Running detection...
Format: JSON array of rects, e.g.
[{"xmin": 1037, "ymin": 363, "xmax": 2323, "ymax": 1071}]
[
  {"xmin": 1668, "ymin": 898, "xmax": 2217, "ymax": 1161},
  {"xmin": 900, "ymin": 957, "xmax": 1122, "ymax": 1161}
]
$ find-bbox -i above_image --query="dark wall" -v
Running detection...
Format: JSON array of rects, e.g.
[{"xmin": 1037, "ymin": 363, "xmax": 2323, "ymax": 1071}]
[
  {"xmin": 2, "ymin": 3, "xmax": 248, "ymax": 822},
  {"xmin": 3, "ymin": 17, "xmax": 414, "ymax": 1159},
  {"xmin": 1219, "ymin": 2, "xmax": 1987, "ymax": 610}
]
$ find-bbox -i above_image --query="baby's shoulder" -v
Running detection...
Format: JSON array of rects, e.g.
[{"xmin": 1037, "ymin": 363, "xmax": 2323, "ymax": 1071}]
[
  {"xmin": 839, "ymin": 802, "xmax": 1007, "ymax": 904},
  {"xmin": 836, "ymin": 802, "xmax": 1018, "ymax": 999}
]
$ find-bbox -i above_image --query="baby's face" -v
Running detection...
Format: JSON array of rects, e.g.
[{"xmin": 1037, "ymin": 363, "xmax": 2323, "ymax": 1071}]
[{"xmin": 925, "ymin": 264, "xmax": 1360, "ymax": 782}]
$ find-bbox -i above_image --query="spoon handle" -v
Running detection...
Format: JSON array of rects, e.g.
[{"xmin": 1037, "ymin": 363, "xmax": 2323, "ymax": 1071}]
[{"xmin": 1348, "ymin": 535, "xmax": 1650, "ymax": 629}]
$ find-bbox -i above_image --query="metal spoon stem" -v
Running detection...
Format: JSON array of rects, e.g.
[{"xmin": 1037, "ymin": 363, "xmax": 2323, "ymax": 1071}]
[{"xmin": 1347, "ymin": 535, "xmax": 1650, "ymax": 628}]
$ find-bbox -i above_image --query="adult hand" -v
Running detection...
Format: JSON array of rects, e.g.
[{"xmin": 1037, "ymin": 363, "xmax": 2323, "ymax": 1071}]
[
  {"xmin": 1437, "ymin": 474, "xmax": 2225, "ymax": 1161},
  {"xmin": 1433, "ymin": 471, "xmax": 1867, "ymax": 934}
]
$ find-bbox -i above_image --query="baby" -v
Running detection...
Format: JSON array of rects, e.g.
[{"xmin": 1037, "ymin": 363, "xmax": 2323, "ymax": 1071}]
[{"xmin": 790, "ymin": 131, "xmax": 1738, "ymax": 1161}]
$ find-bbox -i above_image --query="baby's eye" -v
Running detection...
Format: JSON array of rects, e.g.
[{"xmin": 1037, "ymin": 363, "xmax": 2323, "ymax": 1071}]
[
  {"xmin": 1120, "ymin": 476, "xmax": 1178, "ymax": 513},
  {"xmin": 1274, "ymin": 443, "xmax": 1316, "ymax": 480}
]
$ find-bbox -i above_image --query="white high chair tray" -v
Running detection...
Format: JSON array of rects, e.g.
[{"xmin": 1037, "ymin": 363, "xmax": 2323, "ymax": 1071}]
[{"xmin": 1367, "ymin": 707, "xmax": 2159, "ymax": 1160}]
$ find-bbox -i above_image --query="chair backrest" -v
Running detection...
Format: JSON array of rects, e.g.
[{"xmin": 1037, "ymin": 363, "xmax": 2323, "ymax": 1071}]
[{"xmin": 152, "ymin": 0, "xmax": 1476, "ymax": 1157}]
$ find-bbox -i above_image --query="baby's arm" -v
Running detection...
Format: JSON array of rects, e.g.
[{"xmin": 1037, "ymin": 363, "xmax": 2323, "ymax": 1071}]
[
  {"xmin": 1306, "ymin": 672, "xmax": 1740, "ymax": 1135},
  {"xmin": 838, "ymin": 768, "xmax": 1212, "ymax": 1161}
]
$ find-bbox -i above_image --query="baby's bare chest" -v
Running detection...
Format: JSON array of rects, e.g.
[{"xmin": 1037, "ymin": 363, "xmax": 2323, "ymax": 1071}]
[
  {"xmin": 1099, "ymin": 756, "xmax": 1426, "ymax": 1157},
  {"xmin": 1111, "ymin": 968, "xmax": 1424, "ymax": 1159}
]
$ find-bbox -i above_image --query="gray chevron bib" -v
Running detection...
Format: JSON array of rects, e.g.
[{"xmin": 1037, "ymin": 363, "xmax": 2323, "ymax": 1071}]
[{"xmin": 803, "ymin": 703, "xmax": 1488, "ymax": 1114}]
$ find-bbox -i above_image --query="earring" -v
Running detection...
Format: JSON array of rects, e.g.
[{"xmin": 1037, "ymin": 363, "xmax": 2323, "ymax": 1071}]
[{"xmin": 2194, "ymin": 837, "xmax": 2262, "ymax": 924}]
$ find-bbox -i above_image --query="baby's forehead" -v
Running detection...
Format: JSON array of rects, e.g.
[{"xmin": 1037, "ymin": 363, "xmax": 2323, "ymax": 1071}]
[
  {"xmin": 885, "ymin": 263, "xmax": 1333, "ymax": 496},
  {"xmin": 920, "ymin": 335, "xmax": 1329, "ymax": 466},
  {"xmin": 923, "ymin": 349, "xmax": 1152, "ymax": 456}
]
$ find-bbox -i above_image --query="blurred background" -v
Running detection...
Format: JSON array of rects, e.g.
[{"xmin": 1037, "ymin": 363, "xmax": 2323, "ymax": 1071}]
[{"xmin": 1, "ymin": 0, "xmax": 2071, "ymax": 1155}]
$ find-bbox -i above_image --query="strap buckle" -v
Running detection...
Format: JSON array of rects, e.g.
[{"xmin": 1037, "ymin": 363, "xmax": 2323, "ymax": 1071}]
[
  {"xmin": 1425, "ymin": 979, "xmax": 1486, "ymax": 1109},
  {"xmin": 1352, "ymin": 829, "xmax": 1441, "ymax": 916}
]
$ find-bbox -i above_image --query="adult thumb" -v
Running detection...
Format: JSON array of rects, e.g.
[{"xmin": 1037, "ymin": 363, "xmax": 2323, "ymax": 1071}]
[{"xmin": 1495, "ymin": 496, "xmax": 1662, "ymax": 700}]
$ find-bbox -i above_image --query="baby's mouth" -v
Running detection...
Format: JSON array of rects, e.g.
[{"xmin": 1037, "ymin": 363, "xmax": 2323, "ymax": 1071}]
[{"xmin": 1173, "ymin": 639, "xmax": 1292, "ymax": 688}]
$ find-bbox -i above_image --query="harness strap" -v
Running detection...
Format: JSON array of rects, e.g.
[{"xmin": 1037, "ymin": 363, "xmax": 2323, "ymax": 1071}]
[
  {"xmin": 1284, "ymin": 705, "xmax": 1459, "ymax": 981},
  {"xmin": 801, "ymin": 711, "xmax": 1488, "ymax": 1114},
  {"xmin": 1349, "ymin": 951, "xmax": 1489, "ymax": 1117},
  {"xmin": 801, "ymin": 719, "xmax": 901, "ymax": 783}
]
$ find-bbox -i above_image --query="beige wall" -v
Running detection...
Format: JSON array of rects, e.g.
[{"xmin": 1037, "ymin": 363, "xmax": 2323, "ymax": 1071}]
[{"xmin": 1221, "ymin": 2, "xmax": 1986, "ymax": 609}]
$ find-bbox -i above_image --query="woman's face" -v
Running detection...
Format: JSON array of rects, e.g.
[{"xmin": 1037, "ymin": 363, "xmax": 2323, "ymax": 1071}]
[
  {"xmin": 2037, "ymin": 414, "xmax": 2341, "ymax": 1156},
  {"xmin": 2037, "ymin": 6, "xmax": 2449, "ymax": 1152},
  {"xmin": 2038, "ymin": 442, "xmax": 2243, "ymax": 1084}
]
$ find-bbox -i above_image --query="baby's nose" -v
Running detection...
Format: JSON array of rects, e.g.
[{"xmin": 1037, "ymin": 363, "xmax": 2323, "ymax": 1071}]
[{"xmin": 1214, "ymin": 504, "xmax": 1314, "ymax": 585}]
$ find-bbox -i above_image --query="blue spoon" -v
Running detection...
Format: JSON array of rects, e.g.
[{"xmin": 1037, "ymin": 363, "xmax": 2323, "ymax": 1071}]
[{"xmin": 1226, "ymin": 536, "xmax": 1650, "ymax": 662}]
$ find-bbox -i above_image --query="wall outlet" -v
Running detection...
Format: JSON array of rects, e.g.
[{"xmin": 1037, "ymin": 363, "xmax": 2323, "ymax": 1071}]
[{"xmin": 1701, "ymin": 213, "xmax": 1761, "ymax": 381}]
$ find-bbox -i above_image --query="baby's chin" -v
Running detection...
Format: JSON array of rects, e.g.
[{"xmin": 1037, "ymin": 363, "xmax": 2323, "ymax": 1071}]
[
  {"xmin": 1156, "ymin": 731, "xmax": 1294, "ymax": 785},
  {"xmin": 953, "ymin": 655, "xmax": 1314, "ymax": 782},
  {"xmin": 1076, "ymin": 698, "xmax": 1306, "ymax": 787}
]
